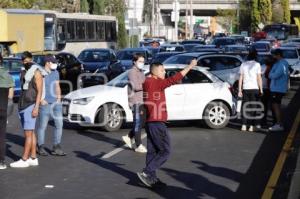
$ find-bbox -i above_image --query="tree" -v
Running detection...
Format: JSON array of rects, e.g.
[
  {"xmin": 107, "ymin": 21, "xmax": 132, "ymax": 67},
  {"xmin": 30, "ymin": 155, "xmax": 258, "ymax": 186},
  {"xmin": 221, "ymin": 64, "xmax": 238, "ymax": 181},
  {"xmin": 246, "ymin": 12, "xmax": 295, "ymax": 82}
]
[
  {"xmin": 272, "ymin": 0, "xmax": 284, "ymax": 23},
  {"xmin": 80, "ymin": 0, "xmax": 89, "ymax": 13},
  {"xmin": 142, "ymin": 0, "xmax": 153, "ymax": 35},
  {"xmin": 216, "ymin": 9, "xmax": 238, "ymax": 33},
  {"xmin": 281, "ymin": 0, "xmax": 290, "ymax": 23},
  {"xmin": 251, "ymin": 0, "xmax": 261, "ymax": 32},
  {"xmin": 259, "ymin": 0, "xmax": 272, "ymax": 25}
]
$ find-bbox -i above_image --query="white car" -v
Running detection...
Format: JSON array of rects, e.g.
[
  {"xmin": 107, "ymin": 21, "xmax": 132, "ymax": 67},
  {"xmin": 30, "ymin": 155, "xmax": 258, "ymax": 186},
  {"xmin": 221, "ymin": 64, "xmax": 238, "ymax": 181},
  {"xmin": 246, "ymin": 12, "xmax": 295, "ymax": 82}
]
[{"xmin": 62, "ymin": 65, "xmax": 235, "ymax": 131}]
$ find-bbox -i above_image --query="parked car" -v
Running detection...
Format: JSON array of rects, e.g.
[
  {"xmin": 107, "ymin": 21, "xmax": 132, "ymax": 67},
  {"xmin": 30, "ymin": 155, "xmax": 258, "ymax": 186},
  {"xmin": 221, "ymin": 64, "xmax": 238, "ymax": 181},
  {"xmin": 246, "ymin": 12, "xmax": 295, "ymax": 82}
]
[
  {"xmin": 2, "ymin": 57, "xmax": 23, "ymax": 98},
  {"xmin": 163, "ymin": 52, "xmax": 243, "ymax": 85},
  {"xmin": 116, "ymin": 48, "xmax": 152, "ymax": 70},
  {"xmin": 181, "ymin": 40, "xmax": 206, "ymax": 45},
  {"xmin": 211, "ymin": 37, "xmax": 236, "ymax": 49},
  {"xmin": 183, "ymin": 44, "xmax": 201, "ymax": 52},
  {"xmin": 62, "ymin": 65, "xmax": 235, "ymax": 131},
  {"xmin": 260, "ymin": 38, "xmax": 280, "ymax": 48},
  {"xmin": 32, "ymin": 51, "xmax": 84, "ymax": 94},
  {"xmin": 151, "ymin": 52, "xmax": 184, "ymax": 63},
  {"xmin": 252, "ymin": 41, "xmax": 271, "ymax": 52},
  {"xmin": 159, "ymin": 44, "xmax": 185, "ymax": 52}
]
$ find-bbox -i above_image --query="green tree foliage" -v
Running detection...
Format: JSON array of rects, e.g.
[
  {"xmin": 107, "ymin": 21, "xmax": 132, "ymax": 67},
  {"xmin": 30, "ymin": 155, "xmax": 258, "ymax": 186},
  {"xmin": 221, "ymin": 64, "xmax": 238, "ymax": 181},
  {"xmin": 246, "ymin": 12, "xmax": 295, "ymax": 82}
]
[
  {"xmin": 80, "ymin": 0, "xmax": 89, "ymax": 13},
  {"xmin": 216, "ymin": 9, "xmax": 238, "ymax": 33},
  {"xmin": 0, "ymin": 0, "xmax": 36, "ymax": 8},
  {"xmin": 294, "ymin": 17, "xmax": 300, "ymax": 31},
  {"xmin": 259, "ymin": 0, "xmax": 272, "ymax": 25},
  {"xmin": 272, "ymin": 0, "xmax": 284, "ymax": 23},
  {"xmin": 281, "ymin": 0, "xmax": 290, "ymax": 23},
  {"xmin": 251, "ymin": 0, "xmax": 261, "ymax": 32}
]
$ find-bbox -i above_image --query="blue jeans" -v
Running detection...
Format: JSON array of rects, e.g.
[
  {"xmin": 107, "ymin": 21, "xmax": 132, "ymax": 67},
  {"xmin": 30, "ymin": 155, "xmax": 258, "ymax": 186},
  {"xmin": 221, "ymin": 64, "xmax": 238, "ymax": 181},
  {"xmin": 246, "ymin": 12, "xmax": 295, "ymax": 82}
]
[
  {"xmin": 36, "ymin": 103, "xmax": 63, "ymax": 146},
  {"xmin": 128, "ymin": 104, "xmax": 144, "ymax": 147}
]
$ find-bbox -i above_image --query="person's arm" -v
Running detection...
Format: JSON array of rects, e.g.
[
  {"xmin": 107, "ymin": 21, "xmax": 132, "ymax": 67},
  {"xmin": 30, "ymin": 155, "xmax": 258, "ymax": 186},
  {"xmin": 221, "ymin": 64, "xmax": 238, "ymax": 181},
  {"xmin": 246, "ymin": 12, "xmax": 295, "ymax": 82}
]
[
  {"xmin": 269, "ymin": 63, "xmax": 283, "ymax": 79},
  {"xmin": 32, "ymin": 70, "xmax": 43, "ymax": 118},
  {"xmin": 56, "ymin": 81, "xmax": 61, "ymax": 102},
  {"xmin": 8, "ymin": 87, "xmax": 14, "ymax": 99},
  {"xmin": 257, "ymin": 64, "xmax": 263, "ymax": 95},
  {"xmin": 128, "ymin": 70, "xmax": 143, "ymax": 92},
  {"xmin": 238, "ymin": 65, "xmax": 244, "ymax": 97},
  {"xmin": 159, "ymin": 59, "xmax": 197, "ymax": 90}
]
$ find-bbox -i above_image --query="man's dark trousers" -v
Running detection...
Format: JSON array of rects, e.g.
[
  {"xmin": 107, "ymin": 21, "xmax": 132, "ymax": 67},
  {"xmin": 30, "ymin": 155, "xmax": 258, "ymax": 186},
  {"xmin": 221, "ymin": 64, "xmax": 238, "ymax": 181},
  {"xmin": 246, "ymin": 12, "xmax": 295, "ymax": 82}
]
[
  {"xmin": 0, "ymin": 88, "xmax": 8, "ymax": 162},
  {"xmin": 143, "ymin": 122, "xmax": 171, "ymax": 180}
]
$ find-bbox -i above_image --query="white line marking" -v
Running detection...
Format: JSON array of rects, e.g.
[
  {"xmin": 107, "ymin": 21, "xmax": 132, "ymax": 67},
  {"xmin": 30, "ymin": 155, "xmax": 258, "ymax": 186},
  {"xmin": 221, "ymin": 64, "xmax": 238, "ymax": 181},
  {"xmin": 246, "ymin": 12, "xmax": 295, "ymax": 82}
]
[{"xmin": 101, "ymin": 133, "xmax": 147, "ymax": 159}]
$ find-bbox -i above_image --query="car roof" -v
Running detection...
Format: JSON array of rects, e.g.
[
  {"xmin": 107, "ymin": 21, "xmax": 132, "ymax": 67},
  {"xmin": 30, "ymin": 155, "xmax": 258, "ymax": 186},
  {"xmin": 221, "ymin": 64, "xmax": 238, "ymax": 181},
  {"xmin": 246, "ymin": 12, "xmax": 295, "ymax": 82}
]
[
  {"xmin": 119, "ymin": 48, "xmax": 149, "ymax": 52},
  {"xmin": 172, "ymin": 52, "xmax": 215, "ymax": 57},
  {"xmin": 275, "ymin": 47, "xmax": 298, "ymax": 50},
  {"xmin": 254, "ymin": 41, "xmax": 270, "ymax": 44},
  {"xmin": 225, "ymin": 45, "xmax": 247, "ymax": 48},
  {"xmin": 3, "ymin": 57, "xmax": 22, "ymax": 61},
  {"xmin": 81, "ymin": 48, "xmax": 112, "ymax": 51},
  {"xmin": 155, "ymin": 52, "xmax": 183, "ymax": 56}
]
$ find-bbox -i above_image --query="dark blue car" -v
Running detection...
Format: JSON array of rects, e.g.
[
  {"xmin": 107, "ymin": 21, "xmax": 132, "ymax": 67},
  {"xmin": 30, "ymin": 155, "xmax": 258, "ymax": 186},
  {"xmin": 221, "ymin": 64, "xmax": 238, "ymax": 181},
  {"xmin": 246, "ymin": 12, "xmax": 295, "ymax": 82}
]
[
  {"xmin": 2, "ymin": 57, "xmax": 23, "ymax": 98},
  {"xmin": 116, "ymin": 48, "xmax": 152, "ymax": 70}
]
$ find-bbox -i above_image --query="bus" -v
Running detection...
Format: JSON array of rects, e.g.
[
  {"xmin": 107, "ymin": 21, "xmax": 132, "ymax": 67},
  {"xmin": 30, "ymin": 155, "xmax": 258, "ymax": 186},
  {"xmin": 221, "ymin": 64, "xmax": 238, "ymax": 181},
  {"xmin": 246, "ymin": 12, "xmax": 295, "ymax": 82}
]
[
  {"xmin": 0, "ymin": 9, "xmax": 117, "ymax": 56},
  {"xmin": 262, "ymin": 23, "xmax": 299, "ymax": 41}
]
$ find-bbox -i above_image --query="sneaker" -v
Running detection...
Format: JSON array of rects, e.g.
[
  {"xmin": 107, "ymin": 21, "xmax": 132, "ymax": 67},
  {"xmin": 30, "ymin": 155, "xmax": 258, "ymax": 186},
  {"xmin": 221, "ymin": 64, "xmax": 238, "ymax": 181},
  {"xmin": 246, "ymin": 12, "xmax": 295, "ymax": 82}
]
[
  {"xmin": 152, "ymin": 178, "xmax": 167, "ymax": 188},
  {"xmin": 241, "ymin": 125, "xmax": 247, "ymax": 131},
  {"xmin": 51, "ymin": 144, "xmax": 66, "ymax": 156},
  {"xmin": 27, "ymin": 158, "xmax": 39, "ymax": 166},
  {"xmin": 10, "ymin": 159, "xmax": 29, "ymax": 168},
  {"xmin": 137, "ymin": 172, "xmax": 153, "ymax": 187},
  {"xmin": 122, "ymin": 135, "xmax": 133, "ymax": 149},
  {"xmin": 269, "ymin": 124, "xmax": 284, "ymax": 132},
  {"xmin": 37, "ymin": 145, "xmax": 48, "ymax": 156},
  {"xmin": 0, "ymin": 161, "xmax": 7, "ymax": 170},
  {"xmin": 248, "ymin": 126, "xmax": 254, "ymax": 132},
  {"xmin": 135, "ymin": 144, "xmax": 147, "ymax": 153}
]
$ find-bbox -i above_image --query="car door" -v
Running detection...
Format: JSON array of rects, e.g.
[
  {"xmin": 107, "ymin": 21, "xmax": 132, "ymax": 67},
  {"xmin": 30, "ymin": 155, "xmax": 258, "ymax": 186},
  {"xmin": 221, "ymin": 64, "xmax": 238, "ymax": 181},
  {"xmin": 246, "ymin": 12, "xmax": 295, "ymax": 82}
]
[
  {"xmin": 181, "ymin": 70, "xmax": 214, "ymax": 119},
  {"xmin": 164, "ymin": 69, "xmax": 185, "ymax": 120}
]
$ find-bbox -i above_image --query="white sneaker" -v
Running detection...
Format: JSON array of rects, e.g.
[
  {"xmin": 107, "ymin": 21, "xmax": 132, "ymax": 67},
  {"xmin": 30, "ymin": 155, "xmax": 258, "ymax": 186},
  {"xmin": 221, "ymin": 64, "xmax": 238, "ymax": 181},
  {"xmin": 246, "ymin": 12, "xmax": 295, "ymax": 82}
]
[
  {"xmin": 241, "ymin": 125, "xmax": 247, "ymax": 131},
  {"xmin": 135, "ymin": 144, "xmax": 147, "ymax": 153},
  {"xmin": 27, "ymin": 158, "xmax": 39, "ymax": 166},
  {"xmin": 0, "ymin": 161, "xmax": 7, "ymax": 169},
  {"xmin": 248, "ymin": 126, "xmax": 254, "ymax": 132},
  {"xmin": 256, "ymin": 125, "xmax": 261, "ymax": 129},
  {"xmin": 10, "ymin": 159, "xmax": 30, "ymax": 168},
  {"xmin": 122, "ymin": 135, "xmax": 133, "ymax": 149},
  {"xmin": 269, "ymin": 124, "xmax": 284, "ymax": 132}
]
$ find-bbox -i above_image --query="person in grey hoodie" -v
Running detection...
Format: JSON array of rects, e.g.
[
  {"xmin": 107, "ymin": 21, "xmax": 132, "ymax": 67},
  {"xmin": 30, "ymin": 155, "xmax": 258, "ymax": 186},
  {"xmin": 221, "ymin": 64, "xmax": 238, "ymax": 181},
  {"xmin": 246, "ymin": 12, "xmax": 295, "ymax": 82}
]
[
  {"xmin": 268, "ymin": 49, "xmax": 289, "ymax": 132},
  {"xmin": 122, "ymin": 54, "xmax": 147, "ymax": 153}
]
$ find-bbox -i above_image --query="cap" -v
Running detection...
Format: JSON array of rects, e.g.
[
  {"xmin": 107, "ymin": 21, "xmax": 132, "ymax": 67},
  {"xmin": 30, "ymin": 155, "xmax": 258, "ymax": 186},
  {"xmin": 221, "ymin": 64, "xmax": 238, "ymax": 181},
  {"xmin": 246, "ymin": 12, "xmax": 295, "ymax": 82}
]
[{"xmin": 44, "ymin": 55, "xmax": 57, "ymax": 63}]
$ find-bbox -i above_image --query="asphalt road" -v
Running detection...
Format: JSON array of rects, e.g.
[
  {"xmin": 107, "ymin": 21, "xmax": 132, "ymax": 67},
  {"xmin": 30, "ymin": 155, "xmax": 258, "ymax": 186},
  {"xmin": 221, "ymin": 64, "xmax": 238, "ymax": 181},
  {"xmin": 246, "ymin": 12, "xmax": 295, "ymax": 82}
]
[{"xmin": 1, "ymin": 80, "xmax": 300, "ymax": 199}]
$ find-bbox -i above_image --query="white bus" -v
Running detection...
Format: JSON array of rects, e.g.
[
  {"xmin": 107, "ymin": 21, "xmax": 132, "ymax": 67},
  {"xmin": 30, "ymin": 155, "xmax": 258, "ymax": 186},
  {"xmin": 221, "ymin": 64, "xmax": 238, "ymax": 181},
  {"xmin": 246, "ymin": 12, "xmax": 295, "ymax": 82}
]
[{"xmin": 0, "ymin": 9, "xmax": 117, "ymax": 56}]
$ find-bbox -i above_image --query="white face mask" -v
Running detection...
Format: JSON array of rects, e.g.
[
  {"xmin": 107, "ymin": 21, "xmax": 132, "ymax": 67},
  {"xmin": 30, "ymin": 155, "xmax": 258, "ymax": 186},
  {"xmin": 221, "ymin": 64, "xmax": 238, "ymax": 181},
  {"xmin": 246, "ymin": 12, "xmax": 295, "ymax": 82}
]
[
  {"xmin": 136, "ymin": 62, "xmax": 144, "ymax": 69},
  {"xmin": 50, "ymin": 63, "xmax": 58, "ymax": 70}
]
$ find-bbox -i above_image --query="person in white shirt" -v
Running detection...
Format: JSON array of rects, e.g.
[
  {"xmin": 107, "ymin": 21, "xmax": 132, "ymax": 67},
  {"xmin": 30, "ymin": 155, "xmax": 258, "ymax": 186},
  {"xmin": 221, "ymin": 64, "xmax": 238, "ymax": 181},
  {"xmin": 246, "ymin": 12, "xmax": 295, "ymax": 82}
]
[{"xmin": 238, "ymin": 49, "xmax": 263, "ymax": 132}]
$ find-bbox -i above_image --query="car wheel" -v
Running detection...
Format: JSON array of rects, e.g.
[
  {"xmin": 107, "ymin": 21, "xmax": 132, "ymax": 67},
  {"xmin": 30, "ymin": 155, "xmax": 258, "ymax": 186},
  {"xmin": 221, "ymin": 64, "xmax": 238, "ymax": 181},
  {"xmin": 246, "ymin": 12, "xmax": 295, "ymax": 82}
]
[
  {"xmin": 203, "ymin": 102, "xmax": 230, "ymax": 129},
  {"xmin": 96, "ymin": 103, "xmax": 124, "ymax": 132}
]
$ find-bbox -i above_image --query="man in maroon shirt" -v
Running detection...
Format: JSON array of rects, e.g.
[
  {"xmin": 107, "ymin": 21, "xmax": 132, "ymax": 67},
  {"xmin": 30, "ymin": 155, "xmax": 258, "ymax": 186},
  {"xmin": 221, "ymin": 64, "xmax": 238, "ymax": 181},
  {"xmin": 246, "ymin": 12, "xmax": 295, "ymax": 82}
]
[{"xmin": 137, "ymin": 59, "xmax": 197, "ymax": 188}]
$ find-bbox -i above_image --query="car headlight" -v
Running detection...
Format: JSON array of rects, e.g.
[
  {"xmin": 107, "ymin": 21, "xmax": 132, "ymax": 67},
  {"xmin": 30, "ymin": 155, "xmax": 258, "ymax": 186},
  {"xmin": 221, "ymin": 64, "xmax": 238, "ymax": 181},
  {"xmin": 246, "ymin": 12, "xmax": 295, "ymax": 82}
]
[{"xmin": 73, "ymin": 97, "xmax": 94, "ymax": 105}]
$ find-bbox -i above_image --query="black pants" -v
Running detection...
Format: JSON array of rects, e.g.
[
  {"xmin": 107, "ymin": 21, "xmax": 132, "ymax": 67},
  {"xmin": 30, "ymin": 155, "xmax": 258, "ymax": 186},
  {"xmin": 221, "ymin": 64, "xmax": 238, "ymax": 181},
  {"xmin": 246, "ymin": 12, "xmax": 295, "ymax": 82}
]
[
  {"xmin": 128, "ymin": 104, "xmax": 144, "ymax": 147},
  {"xmin": 143, "ymin": 122, "xmax": 171, "ymax": 180},
  {"xmin": 0, "ymin": 88, "xmax": 9, "ymax": 161},
  {"xmin": 242, "ymin": 89, "xmax": 260, "ymax": 126}
]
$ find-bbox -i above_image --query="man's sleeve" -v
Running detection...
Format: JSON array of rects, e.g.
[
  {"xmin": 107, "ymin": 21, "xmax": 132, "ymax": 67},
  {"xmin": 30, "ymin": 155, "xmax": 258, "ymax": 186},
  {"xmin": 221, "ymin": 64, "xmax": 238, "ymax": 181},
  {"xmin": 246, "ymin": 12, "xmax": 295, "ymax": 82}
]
[
  {"xmin": 55, "ymin": 71, "xmax": 60, "ymax": 81},
  {"xmin": 159, "ymin": 72, "xmax": 183, "ymax": 90}
]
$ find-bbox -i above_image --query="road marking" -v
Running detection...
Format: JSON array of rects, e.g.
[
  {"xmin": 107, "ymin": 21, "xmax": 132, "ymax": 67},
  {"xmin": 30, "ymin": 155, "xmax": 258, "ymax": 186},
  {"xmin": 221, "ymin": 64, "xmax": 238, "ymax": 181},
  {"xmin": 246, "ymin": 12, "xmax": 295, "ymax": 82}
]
[
  {"xmin": 262, "ymin": 109, "xmax": 300, "ymax": 199},
  {"xmin": 101, "ymin": 133, "xmax": 147, "ymax": 159}
]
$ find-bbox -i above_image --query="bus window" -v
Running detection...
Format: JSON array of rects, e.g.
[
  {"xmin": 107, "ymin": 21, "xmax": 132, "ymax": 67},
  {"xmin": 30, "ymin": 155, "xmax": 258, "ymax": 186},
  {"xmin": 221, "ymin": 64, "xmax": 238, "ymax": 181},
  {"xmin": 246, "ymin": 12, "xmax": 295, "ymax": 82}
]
[
  {"xmin": 86, "ymin": 21, "xmax": 96, "ymax": 41},
  {"xmin": 44, "ymin": 22, "xmax": 55, "ymax": 50},
  {"xmin": 76, "ymin": 21, "xmax": 85, "ymax": 40},
  {"xmin": 67, "ymin": 20, "xmax": 76, "ymax": 40},
  {"xmin": 111, "ymin": 21, "xmax": 117, "ymax": 42},
  {"xmin": 105, "ymin": 22, "xmax": 112, "ymax": 41},
  {"xmin": 96, "ymin": 21, "xmax": 105, "ymax": 41}
]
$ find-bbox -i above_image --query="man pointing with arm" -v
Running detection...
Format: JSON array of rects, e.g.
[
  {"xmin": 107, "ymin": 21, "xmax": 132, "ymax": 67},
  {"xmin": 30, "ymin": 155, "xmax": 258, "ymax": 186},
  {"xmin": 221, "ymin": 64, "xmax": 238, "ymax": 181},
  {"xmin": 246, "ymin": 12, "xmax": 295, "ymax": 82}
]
[{"xmin": 137, "ymin": 59, "xmax": 197, "ymax": 188}]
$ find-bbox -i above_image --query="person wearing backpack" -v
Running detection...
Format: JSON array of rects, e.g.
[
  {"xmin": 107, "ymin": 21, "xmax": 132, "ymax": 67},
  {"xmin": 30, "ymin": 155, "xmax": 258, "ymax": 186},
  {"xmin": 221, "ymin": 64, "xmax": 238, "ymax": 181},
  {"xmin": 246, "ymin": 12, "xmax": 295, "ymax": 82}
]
[
  {"xmin": 0, "ymin": 53, "xmax": 14, "ymax": 169},
  {"xmin": 10, "ymin": 51, "xmax": 45, "ymax": 168}
]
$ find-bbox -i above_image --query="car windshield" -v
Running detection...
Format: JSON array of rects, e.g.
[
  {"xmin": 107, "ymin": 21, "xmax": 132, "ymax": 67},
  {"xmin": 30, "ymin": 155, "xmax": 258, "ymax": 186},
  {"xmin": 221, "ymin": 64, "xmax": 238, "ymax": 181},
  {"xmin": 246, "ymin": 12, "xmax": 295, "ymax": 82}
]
[
  {"xmin": 163, "ymin": 55, "xmax": 195, "ymax": 64},
  {"xmin": 106, "ymin": 71, "xmax": 129, "ymax": 87},
  {"xmin": 282, "ymin": 50, "xmax": 298, "ymax": 59},
  {"xmin": 254, "ymin": 43, "xmax": 269, "ymax": 51},
  {"xmin": 79, "ymin": 50, "xmax": 110, "ymax": 62},
  {"xmin": 117, "ymin": 51, "xmax": 145, "ymax": 60}
]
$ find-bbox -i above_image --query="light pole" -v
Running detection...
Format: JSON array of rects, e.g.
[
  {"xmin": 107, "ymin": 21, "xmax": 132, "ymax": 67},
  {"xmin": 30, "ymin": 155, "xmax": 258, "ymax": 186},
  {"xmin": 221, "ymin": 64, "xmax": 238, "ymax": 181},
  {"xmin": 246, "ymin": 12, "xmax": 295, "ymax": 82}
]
[
  {"xmin": 174, "ymin": 0, "xmax": 178, "ymax": 41},
  {"xmin": 189, "ymin": 0, "xmax": 193, "ymax": 39}
]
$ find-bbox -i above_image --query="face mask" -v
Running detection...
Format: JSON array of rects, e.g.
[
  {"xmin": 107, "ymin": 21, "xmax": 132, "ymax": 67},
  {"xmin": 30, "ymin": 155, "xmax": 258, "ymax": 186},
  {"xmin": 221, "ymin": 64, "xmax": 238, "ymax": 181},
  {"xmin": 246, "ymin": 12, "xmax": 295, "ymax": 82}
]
[
  {"xmin": 50, "ymin": 63, "xmax": 58, "ymax": 70},
  {"xmin": 136, "ymin": 62, "xmax": 144, "ymax": 69},
  {"xmin": 24, "ymin": 62, "xmax": 33, "ymax": 70}
]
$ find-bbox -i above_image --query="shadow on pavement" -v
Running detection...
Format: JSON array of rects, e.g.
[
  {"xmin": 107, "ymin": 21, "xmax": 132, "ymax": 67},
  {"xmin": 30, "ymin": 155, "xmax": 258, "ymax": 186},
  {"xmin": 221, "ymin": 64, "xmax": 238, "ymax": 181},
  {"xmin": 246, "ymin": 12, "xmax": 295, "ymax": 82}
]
[
  {"xmin": 76, "ymin": 130, "xmax": 124, "ymax": 147},
  {"xmin": 192, "ymin": 160, "xmax": 243, "ymax": 183}
]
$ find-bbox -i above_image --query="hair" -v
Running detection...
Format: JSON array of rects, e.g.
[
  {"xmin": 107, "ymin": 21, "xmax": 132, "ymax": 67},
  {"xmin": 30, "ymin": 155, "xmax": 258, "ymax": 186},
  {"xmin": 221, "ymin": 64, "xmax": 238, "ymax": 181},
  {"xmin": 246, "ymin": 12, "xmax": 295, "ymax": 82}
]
[
  {"xmin": 247, "ymin": 49, "xmax": 257, "ymax": 61},
  {"xmin": 265, "ymin": 55, "xmax": 276, "ymax": 66},
  {"xmin": 150, "ymin": 62, "xmax": 163, "ymax": 74},
  {"xmin": 21, "ymin": 51, "xmax": 32, "ymax": 61},
  {"xmin": 132, "ymin": 53, "xmax": 145, "ymax": 62},
  {"xmin": 0, "ymin": 53, "xmax": 3, "ymax": 64},
  {"xmin": 273, "ymin": 49, "xmax": 283, "ymax": 57}
]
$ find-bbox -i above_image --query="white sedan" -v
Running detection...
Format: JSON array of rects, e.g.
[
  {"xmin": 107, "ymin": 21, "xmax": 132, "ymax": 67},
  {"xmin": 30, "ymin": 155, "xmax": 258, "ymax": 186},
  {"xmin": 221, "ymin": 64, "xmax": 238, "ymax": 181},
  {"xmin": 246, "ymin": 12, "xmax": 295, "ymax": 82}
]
[{"xmin": 62, "ymin": 65, "xmax": 235, "ymax": 131}]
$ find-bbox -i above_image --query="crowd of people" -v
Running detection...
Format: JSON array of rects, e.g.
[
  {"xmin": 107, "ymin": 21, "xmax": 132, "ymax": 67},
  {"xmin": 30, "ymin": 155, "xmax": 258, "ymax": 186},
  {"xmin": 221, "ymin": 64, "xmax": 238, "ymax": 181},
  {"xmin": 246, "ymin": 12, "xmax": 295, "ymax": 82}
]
[{"xmin": 0, "ymin": 48, "xmax": 291, "ymax": 189}]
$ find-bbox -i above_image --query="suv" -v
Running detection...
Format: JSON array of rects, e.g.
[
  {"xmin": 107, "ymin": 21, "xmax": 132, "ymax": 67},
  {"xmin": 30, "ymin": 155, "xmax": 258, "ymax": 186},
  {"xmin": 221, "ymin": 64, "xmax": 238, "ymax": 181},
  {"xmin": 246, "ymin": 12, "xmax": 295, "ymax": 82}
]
[{"xmin": 163, "ymin": 52, "xmax": 243, "ymax": 86}]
